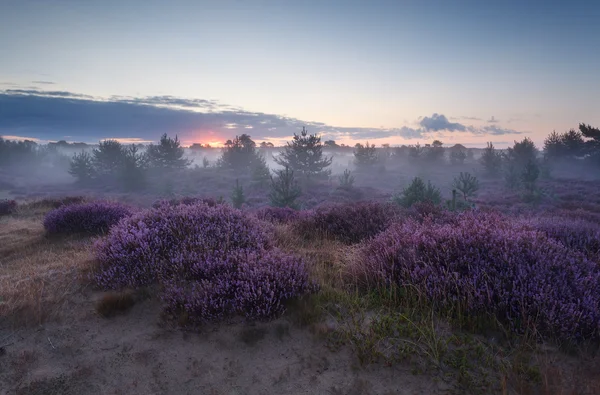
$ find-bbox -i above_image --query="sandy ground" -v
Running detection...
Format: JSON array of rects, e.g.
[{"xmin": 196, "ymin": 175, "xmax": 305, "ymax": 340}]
[{"xmin": 0, "ymin": 293, "xmax": 441, "ymax": 395}]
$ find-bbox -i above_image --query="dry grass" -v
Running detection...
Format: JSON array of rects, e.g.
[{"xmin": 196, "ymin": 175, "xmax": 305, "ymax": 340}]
[
  {"xmin": 0, "ymin": 215, "xmax": 93, "ymax": 328},
  {"xmin": 95, "ymin": 290, "xmax": 136, "ymax": 317}
]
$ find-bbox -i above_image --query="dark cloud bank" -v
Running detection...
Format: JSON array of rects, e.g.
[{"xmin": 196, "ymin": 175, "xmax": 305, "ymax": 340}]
[{"xmin": 0, "ymin": 90, "xmax": 522, "ymax": 144}]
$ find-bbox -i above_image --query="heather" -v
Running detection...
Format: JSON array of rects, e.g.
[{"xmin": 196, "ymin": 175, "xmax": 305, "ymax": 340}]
[
  {"xmin": 94, "ymin": 202, "xmax": 314, "ymax": 321},
  {"xmin": 357, "ymin": 211, "xmax": 600, "ymax": 342},
  {"xmin": 293, "ymin": 201, "xmax": 400, "ymax": 244},
  {"xmin": 254, "ymin": 206, "xmax": 301, "ymax": 224},
  {"xmin": 43, "ymin": 201, "xmax": 133, "ymax": 235},
  {"xmin": 523, "ymin": 216, "xmax": 600, "ymax": 258}
]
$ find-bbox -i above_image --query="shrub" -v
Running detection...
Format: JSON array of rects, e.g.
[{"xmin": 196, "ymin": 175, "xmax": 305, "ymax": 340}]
[
  {"xmin": 94, "ymin": 202, "xmax": 271, "ymax": 289},
  {"xmin": 357, "ymin": 211, "xmax": 600, "ymax": 342},
  {"xmin": 151, "ymin": 196, "xmax": 225, "ymax": 209},
  {"xmin": 162, "ymin": 249, "xmax": 313, "ymax": 322},
  {"xmin": 95, "ymin": 203, "xmax": 314, "ymax": 322},
  {"xmin": 523, "ymin": 216, "xmax": 600, "ymax": 258},
  {"xmin": 0, "ymin": 199, "xmax": 17, "ymax": 216},
  {"xmin": 392, "ymin": 177, "xmax": 442, "ymax": 208},
  {"xmin": 255, "ymin": 206, "xmax": 300, "ymax": 224},
  {"xmin": 452, "ymin": 172, "xmax": 479, "ymax": 201},
  {"xmin": 146, "ymin": 133, "xmax": 191, "ymax": 169},
  {"xmin": 43, "ymin": 202, "xmax": 133, "ymax": 235},
  {"xmin": 294, "ymin": 201, "xmax": 399, "ymax": 244},
  {"xmin": 450, "ymin": 149, "xmax": 467, "ymax": 165}
]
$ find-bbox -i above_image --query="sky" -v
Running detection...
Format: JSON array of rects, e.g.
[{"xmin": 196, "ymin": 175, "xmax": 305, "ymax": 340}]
[{"xmin": 0, "ymin": 0, "xmax": 599, "ymax": 147}]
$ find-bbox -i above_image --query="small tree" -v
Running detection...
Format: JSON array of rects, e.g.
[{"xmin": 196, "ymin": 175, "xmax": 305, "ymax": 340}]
[
  {"xmin": 506, "ymin": 137, "xmax": 537, "ymax": 170},
  {"xmin": 426, "ymin": 140, "xmax": 445, "ymax": 163},
  {"xmin": 93, "ymin": 139, "xmax": 126, "ymax": 176},
  {"xmin": 252, "ymin": 154, "xmax": 271, "ymax": 186},
  {"xmin": 147, "ymin": 134, "xmax": 191, "ymax": 169},
  {"xmin": 69, "ymin": 151, "xmax": 96, "ymax": 183},
  {"xmin": 452, "ymin": 172, "xmax": 479, "ymax": 201},
  {"xmin": 219, "ymin": 134, "xmax": 261, "ymax": 172},
  {"xmin": 480, "ymin": 142, "xmax": 503, "ymax": 176},
  {"xmin": 231, "ymin": 179, "xmax": 246, "ymax": 209},
  {"xmin": 120, "ymin": 145, "xmax": 148, "ymax": 190},
  {"xmin": 408, "ymin": 143, "xmax": 424, "ymax": 160},
  {"xmin": 521, "ymin": 159, "xmax": 540, "ymax": 194},
  {"xmin": 202, "ymin": 157, "xmax": 210, "ymax": 168},
  {"xmin": 269, "ymin": 167, "xmax": 302, "ymax": 209},
  {"xmin": 449, "ymin": 149, "xmax": 467, "ymax": 165},
  {"xmin": 274, "ymin": 127, "xmax": 332, "ymax": 178},
  {"xmin": 338, "ymin": 169, "xmax": 355, "ymax": 190},
  {"xmin": 392, "ymin": 177, "xmax": 441, "ymax": 208},
  {"xmin": 504, "ymin": 161, "xmax": 521, "ymax": 189},
  {"xmin": 353, "ymin": 142, "xmax": 378, "ymax": 167}
]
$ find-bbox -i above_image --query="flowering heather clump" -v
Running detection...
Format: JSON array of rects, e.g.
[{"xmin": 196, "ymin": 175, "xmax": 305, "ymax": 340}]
[
  {"xmin": 294, "ymin": 201, "xmax": 400, "ymax": 244},
  {"xmin": 95, "ymin": 202, "xmax": 270, "ymax": 289},
  {"xmin": 358, "ymin": 211, "xmax": 600, "ymax": 342},
  {"xmin": 0, "ymin": 199, "xmax": 17, "ymax": 216},
  {"xmin": 255, "ymin": 206, "xmax": 301, "ymax": 224},
  {"xmin": 523, "ymin": 216, "xmax": 600, "ymax": 258},
  {"xmin": 95, "ymin": 203, "xmax": 313, "ymax": 321},
  {"xmin": 163, "ymin": 249, "xmax": 313, "ymax": 322},
  {"xmin": 43, "ymin": 202, "xmax": 133, "ymax": 235},
  {"xmin": 151, "ymin": 196, "xmax": 224, "ymax": 209}
]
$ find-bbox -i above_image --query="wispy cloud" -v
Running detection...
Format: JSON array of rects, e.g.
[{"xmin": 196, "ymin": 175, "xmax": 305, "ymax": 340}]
[
  {"xmin": 31, "ymin": 81, "xmax": 55, "ymax": 85},
  {"xmin": 0, "ymin": 89, "xmax": 526, "ymax": 145}
]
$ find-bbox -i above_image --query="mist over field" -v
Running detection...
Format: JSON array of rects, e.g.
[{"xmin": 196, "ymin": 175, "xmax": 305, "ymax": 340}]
[{"xmin": 2, "ymin": 0, "xmax": 600, "ymax": 393}]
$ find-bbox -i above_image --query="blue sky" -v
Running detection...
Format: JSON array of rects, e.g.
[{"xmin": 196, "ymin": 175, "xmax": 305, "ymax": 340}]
[{"xmin": 1, "ymin": 0, "xmax": 599, "ymax": 147}]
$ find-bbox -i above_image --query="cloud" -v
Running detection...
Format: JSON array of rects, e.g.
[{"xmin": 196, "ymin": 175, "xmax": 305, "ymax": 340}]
[
  {"xmin": 487, "ymin": 116, "xmax": 499, "ymax": 123},
  {"xmin": 0, "ymin": 89, "xmax": 524, "ymax": 145},
  {"xmin": 32, "ymin": 81, "xmax": 55, "ymax": 85},
  {"xmin": 419, "ymin": 113, "xmax": 466, "ymax": 132},
  {"xmin": 451, "ymin": 116, "xmax": 482, "ymax": 121},
  {"xmin": 475, "ymin": 125, "xmax": 525, "ymax": 135}
]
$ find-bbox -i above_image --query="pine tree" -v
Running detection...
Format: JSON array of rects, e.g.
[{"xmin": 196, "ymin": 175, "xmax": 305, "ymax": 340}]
[
  {"xmin": 480, "ymin": 142, "xmax": 503, "ymax": 176},
  {"xmin": 69, "ymin": 151, "xmax": 96, "ymax": 183},
  {"xmin": 269, "ymin": 167, "xmax": 302, "ymax": 209},
  {"xmin": 274, "ymin": 127, "xmax": 332, "ymax": 178},
  {"xmin": 231, "ymin": 179, "xmax": 246, "ymax": 209},
  {"xmin": 147, "ymin": 134, "xmax": 191, "ymax": 169},
  {"xmin": 218, "ymin": 134, "xmax": 261, "ymax": 172}
]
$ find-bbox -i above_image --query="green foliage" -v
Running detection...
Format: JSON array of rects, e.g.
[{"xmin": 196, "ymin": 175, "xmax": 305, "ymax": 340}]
[
  {"xmin": 506, "ymin": 137, "xmax": 537, "ymax": 170},
  {"xmin": 93, "ymin": 139, "xmax": 126, "ymax": 176},
  {"xmin": 353, "ymin": 141, "xmax": 379, "ymax": 167},
  {"xmin": 504, "ymin": 161, "xmax": 521, "ymax": 190},
  {"xmin": 69, "ymin": 151, "xmax": 96, "ymax": 183},
  {"xmin": 252, "ymin": 154, "xmax": 271, "ymax": 186},
  {"xmin": 146, "ymin": 134, "xmax": 191, "ymax": 169},
  {"xmin": 231, "ymin": 179, "xmax": 246, "ymax": 209},
  {"xmin": 218, "ymin": 134, "xmax": 262, "ymax": 172},
  {"xmin": 392, "ymin": 177, "xmax": 442, "ymax": 208},
  {"xmin": 338, "ymin": 169, "xmax": 355, "ymax": 190},
  {"xmin": 452, "ymin": 172, "xmax": 479, "ymax": 201},
  {"xmin": 479, "ymin": 142, "xmax": 503, "ymax": 176},
  {"xmin": 269, "ymin": 167, "xmax": 302, "ymax": 209},
  {"xmin": 521, "ymin": 159, "xmax": 540, "ymax": 193},
  {"xmin": 274, "ymin": 127, "xmax": 332, "ymax": 178},
  {"xmin": 426, "ymin": 140, "xmax": 445, "ymax": 163},
  {"xmin": 120, "ymin": 145, "xmax": 148, "ymax": 190}
]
